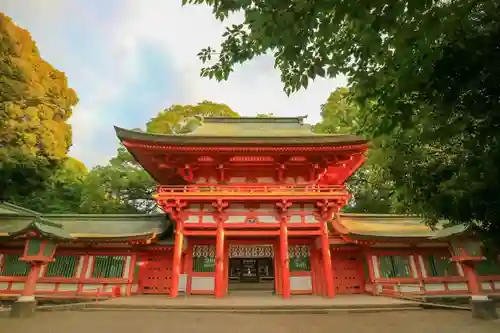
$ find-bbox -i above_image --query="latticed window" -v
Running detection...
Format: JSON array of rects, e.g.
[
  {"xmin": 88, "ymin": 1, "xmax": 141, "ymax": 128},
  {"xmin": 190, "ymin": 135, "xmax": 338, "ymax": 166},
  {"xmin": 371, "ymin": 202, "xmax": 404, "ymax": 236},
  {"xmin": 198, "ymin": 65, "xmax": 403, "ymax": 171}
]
[
  {"xmin": 289, "ymin": 245, "xmax": 311, "ymax": 272},
  {"xmin": 379, "ymin": 255, "xmax": 411, "ymax": 278},
  {"xmin": 45, "ymin": 255, "xmax": 79, "ymax": 278},
  {"xmin": 0, "ymin": 254, "xmax": 29, "ymax": 276},
  {"xmin": 92, "ymin": 256, "xmax": 126, "ymax": 278},
  {"xmin": 192, "ymin": 245, "xmax": 215, "ymax": 273},
  {"xmin": 425, "ymin": 255, "xmax": 458, "ymax": 277},
  {"xmin": 476, "ymin": 257, "xmax": 500, "ymax": 276}
]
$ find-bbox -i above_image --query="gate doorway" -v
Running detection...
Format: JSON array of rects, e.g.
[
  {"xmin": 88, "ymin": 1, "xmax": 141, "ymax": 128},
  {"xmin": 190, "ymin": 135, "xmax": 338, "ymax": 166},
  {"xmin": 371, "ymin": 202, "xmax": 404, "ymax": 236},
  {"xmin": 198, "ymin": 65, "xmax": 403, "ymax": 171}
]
[
  {"xmin": 138, "ymin": 251, "xmax": 172, "ymax": 294},
  {"xmin": 229, "ymin": 258, "xmax": 274, "ymax": 291},
  {"xmin": 228, "ymin": 244, "xmax": 275, "ymax": 292}
]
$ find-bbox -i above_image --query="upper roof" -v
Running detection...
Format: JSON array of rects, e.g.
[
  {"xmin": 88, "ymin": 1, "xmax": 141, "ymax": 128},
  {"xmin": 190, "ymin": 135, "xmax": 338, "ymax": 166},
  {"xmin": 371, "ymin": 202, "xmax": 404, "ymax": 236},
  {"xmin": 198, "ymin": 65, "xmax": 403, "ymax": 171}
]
[
  {"xmin": 115, "ymin": 116, "xmax": 368, "ymax": 146},
  {"xmin": 0, "ymin": 203, "xmax": 169, "ymax": 242}
]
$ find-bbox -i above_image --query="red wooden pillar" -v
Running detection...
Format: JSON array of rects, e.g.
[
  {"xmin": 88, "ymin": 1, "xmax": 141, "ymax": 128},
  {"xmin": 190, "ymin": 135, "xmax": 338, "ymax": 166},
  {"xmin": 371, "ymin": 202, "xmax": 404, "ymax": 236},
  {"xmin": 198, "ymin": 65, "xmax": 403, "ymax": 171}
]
[
  {"xmin": 320, "ymin": 221, "xmax": 335, "ymax": 297},
  {"xmin": 215, "ymin": 221, "xmax": 225, "ymax": 298},
  {"xmin": 21, "ymin": 263, "xmax": 42, "ymax": 298},
  {"xmin": 310, "ymin": 247, "xmax": 317, "ymax": 295},
  {"xmin": 273, "ymin": 242, "xmax": 280, "ymax": 294},
  {"xmin": 463, "ymin": 263, "xmax": 481, "ymax": 295},
  {"xmin": 169, "ymin": 223, "xmax": 184, "ymax": 298},
  {"xmin": 280, "ymin": 220, "xmax": 291, "ymax": 298},
  {"xmin": 224, "ymin": 242, "xmax": 230, "ymax": 295}
]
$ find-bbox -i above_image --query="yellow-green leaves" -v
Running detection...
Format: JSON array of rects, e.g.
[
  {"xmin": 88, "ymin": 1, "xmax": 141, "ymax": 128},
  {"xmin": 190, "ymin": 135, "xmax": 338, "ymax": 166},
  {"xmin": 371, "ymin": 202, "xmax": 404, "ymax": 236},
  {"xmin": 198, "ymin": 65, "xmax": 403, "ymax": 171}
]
[{"xmin": 0, "ymin": 13, "xmax": 78, "ymax": 201}]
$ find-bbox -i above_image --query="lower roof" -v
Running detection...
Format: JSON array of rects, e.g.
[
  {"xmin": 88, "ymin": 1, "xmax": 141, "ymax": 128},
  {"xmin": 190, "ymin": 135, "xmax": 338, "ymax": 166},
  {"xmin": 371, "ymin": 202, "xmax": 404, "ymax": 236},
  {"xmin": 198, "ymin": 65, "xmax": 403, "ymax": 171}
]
[
  {"xmin": 335, "ymin": 213, "xmax": 467, "ymax": 240},
  {"xmin": 0, "ymin": 203, "xmax": 169, "ymax": 242},
  {"xmin": 0, "ymin": 203, "xmax": 467, "ymax": 243}
]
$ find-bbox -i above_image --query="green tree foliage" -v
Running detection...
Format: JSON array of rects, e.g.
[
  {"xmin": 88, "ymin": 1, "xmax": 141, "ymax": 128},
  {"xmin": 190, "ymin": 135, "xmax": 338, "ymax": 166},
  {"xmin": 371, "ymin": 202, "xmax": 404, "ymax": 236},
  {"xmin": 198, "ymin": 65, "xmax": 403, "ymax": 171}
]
[
  {"xmin": 16, "ymin": 157, "xmax": 87, "ymax": 213},
  {"xmin": 0, "ymin": 13, "xmax": 78, "ymax": 202},
  {"xmin": 187, "ymin": 0, "xmax": 500, "ymax": 246},
  {"xmin": 314, "ymin": 88, "xmax": 399, "ymax": 214},
  {"xmin": 147, "ymin": 100, "xmax": 238, "ymax": 134},
  {"xmin": 256, "ymin": 113, "xmax": 274, "ymax": 118},
  {"xmin": 80, "ymin": 101, "xmax": 239, "ymax": 213},
  {"xmin": 78, "ymin": 147, "xmax": 157, "ymax": 214}
]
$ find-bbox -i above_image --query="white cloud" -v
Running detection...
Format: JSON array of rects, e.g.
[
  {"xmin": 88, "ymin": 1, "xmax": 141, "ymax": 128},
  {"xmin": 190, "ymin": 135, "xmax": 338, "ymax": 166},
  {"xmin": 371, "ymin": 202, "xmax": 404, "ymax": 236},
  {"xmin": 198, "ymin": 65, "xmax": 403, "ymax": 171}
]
[
  {"xmin": 1, "ymin": 0, "xmax": 347, "ymax": 167},
  {"xmin": 115, "ymin": 1, "xmax": 346, "ymax": 123}
]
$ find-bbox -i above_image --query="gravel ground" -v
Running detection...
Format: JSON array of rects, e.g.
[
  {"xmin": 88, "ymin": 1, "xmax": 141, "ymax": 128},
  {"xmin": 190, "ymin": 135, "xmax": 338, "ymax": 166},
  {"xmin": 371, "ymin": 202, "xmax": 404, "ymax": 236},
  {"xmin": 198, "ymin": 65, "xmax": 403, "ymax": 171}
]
[{"xmin": 0, "ymin": 310, "xmax": 499, "ymax": 333}]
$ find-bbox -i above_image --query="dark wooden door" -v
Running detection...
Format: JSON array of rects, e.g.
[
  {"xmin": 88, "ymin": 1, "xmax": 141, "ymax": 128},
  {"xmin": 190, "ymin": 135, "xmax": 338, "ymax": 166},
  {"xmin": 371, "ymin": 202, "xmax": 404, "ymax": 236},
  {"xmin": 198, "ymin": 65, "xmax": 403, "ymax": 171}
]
[
  {"xmin": 138, "ymin": 252, "xmax": 172, "ymax": 294},
  {"xmin": 332, "ymin": 251, "xmax": 366, "ymax": 294}
]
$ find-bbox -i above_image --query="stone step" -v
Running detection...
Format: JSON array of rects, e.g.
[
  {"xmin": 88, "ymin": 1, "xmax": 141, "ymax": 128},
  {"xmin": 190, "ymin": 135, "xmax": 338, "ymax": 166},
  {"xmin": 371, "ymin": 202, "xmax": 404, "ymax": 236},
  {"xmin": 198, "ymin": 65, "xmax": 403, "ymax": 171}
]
[
  {"xmin": 44, "ymin": 305, "xmax": 422, "ymax": 314},
  {"xmin": 80, "ymin": 302, "xmax": 420, "ymax": 311}
]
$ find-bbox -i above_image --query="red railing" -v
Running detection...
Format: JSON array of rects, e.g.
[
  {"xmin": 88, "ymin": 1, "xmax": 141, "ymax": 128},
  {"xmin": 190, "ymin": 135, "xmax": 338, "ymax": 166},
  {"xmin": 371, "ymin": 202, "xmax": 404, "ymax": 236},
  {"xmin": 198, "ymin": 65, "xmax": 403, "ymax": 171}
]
[{"xmin": 156, "ymin": 184, "xmax": 346, "ymax": 194}]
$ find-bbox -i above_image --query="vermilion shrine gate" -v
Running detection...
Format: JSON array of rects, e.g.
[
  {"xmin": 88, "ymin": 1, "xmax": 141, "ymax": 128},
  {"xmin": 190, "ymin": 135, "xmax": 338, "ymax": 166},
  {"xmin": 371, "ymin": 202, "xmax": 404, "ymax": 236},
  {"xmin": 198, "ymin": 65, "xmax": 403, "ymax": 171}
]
[{"xmin": 0, "ymin": 117, "xmax": 499, "ymax": 307}]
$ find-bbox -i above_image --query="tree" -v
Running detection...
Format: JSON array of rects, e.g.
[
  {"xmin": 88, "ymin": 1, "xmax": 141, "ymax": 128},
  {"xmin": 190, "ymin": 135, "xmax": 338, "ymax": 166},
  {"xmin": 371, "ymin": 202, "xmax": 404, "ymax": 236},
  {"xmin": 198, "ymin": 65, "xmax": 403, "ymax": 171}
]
[
  {"xmin": 256, "ymin": 113, "xmax": 274, "ymax": 118},
  {"xmin": 187, "ymin": 0, "xmax": 500, "ymax": 247},
  {"xmin": 80, "ymin": 101, "xmax": 239, "ymax": 213},
  {"xmin": 16, "ymin": 157, "xmax": 87, "ymax": 213},
  {"xmin": 0, "ymin": 13, "xmax": 78, "ymax": 203},
  {"xmin": 147, "ymin": 100, "xmax": 238, "ymax": 134},
  {"xmin": 314, "ymin": 88, "xmax": 398, "ymax": 214}
]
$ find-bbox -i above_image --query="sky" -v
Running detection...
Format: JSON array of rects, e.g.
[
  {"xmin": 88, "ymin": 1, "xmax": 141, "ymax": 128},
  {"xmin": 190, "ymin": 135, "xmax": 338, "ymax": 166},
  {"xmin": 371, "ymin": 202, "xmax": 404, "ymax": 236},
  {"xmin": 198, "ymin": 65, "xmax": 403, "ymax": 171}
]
[{"xmin": 2, "ymin": 0, "xmax": 346, "ymax": 167}]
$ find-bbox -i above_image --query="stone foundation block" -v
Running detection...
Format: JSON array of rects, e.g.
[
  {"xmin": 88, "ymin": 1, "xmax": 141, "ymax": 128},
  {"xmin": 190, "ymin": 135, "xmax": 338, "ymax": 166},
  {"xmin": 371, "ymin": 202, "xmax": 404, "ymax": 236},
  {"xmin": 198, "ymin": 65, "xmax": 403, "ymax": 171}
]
[
  {"xmin": 471, "ymin": 297, "xmax": 498, "ymax": 320},
  {"xmin": 10, "ymin": 298, "xmax": 37, "ymax": 318}
]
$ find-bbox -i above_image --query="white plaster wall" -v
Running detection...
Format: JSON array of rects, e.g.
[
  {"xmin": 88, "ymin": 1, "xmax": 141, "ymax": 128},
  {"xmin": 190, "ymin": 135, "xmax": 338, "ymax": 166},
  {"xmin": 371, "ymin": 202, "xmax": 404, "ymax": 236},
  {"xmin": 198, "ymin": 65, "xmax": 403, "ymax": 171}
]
[
  {"xmin": 179, "ymin": 274, "xmax": 187, "ymax": 292},
  {"xmin": 58, "ymin": 284, "xmax": 78, "ymax": 292},
  {"xmin": 304, "ymin": 215, "xmax": 318, "ymax": 223},
  {"xmin": 399, "ymin": 285, "xmax": 422, "ymax": 293},
  {"xmin": 123, "ymin": 256, "xmax": 132, "ymax": 279},
  {"xmin": 202, "ymin": 215, "xmax": 216, "ymax": 223},
  {"xmin": 185, "ymin": 215, "xmax": 199, "ymax": 223},
  {"xmin": 35, "ymin": 283, "xmax": 55, "ymax": 292},
  {"xmin": 11, "ymin": 282, "xmax": 25, "ymax": 290},
  {"xmin": 82, "ymin": 284, "xmax": 102, "ymax": 292},
  {"xmin": 418, "ymin": 255, "xmax": 428, "ymax": 277},
  {"xmin": 447, "ymin": 282, "xmax": 468, "ymax": 291},
  {"xmin": 191, "ymin": 276, "xmax": 215, "ymax": 291},
  {"xmin": 409, "ymin": 255, "xmax": 418, "ymax": 278},
  {"xmin": 481, "ymin": 282, "xmax": 493, "ymax": 291},
  {"xmin": 424, "ymin": 283, "xmax": 446, "ymax": 292},
  {"xmin": 75, "ymin": 256, "xmax": 85, "ymax": 277},
  {"xmin": 85, "ymin": 256, "xmax": 94, "ymax": 278},
  {"xmin": 290, "ymin": 276, "xmax": 312, "ymax": 291},
  {"xmin": 371, "ymin": 256, "xmax": 380, "ymax": 278}
]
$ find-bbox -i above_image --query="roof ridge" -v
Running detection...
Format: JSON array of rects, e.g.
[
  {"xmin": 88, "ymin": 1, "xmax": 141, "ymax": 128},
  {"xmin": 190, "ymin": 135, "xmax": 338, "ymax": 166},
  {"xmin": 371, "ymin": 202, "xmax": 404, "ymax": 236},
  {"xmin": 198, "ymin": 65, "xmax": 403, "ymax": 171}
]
[
  {"xmin": 0, "ymin": 202, "xmax": 41, "ymax": 216},
  {"xmin": 202, "ymin": 116, "xmax": 308, "ymax": 124}
]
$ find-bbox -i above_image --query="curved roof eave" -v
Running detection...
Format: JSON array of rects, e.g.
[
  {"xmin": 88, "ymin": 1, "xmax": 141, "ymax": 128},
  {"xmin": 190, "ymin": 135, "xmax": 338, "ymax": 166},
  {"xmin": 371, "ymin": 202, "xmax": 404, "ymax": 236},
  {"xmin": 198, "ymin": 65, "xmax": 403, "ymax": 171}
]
[{"xmin": 114, "ymin": 126, "xmax": 369, "ymax": 147}]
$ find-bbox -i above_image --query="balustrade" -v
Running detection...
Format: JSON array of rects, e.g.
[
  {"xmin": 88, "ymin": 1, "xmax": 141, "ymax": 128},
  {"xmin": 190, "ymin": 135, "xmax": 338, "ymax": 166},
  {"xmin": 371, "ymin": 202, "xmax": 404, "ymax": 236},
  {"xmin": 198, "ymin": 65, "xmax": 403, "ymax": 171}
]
[{"xmin": 156, "ymin": 184, "xmax": 346, "ymax": 194}]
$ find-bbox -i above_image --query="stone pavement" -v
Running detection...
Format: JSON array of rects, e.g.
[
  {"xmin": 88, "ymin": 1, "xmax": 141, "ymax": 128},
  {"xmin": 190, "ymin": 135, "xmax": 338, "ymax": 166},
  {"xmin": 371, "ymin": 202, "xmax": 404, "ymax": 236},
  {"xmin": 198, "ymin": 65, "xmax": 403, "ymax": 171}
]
[
  {"xmin": 93, "ymin": 294, "xmax": 418, "ymax": 311},
  {"xmin": 2, "ymin": 309, "xmax": 499, "ymax": 333}
]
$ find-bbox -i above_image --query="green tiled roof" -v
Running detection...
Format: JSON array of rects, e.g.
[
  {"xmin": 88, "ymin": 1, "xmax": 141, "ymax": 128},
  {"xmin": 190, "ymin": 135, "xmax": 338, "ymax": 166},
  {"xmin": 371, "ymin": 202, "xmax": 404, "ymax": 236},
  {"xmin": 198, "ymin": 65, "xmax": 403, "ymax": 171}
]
[
  {"xmin": 42, "ymin": 214, "xmax": 168, "ymax": 239},
  {"xmin": 115, "ymin": 116, "xmax": 368, "ymax": 146},
  {"xmin": 0, "ymin": 202, "xmax": 39, "ymax": 216},
  {"xmin": 8, "ymin": 217, "xmax": 73, "ymax": 240},
  {"xmin": 0, "ymin": 203, "xmax": 170, "ymax": 241},
  {"xmin": 430, "ymin": 224, "xmax": 470, "ymax": 240},
  {"xmin": 336, "ymin": 213, "xmax": 468, "ymax": 240}
]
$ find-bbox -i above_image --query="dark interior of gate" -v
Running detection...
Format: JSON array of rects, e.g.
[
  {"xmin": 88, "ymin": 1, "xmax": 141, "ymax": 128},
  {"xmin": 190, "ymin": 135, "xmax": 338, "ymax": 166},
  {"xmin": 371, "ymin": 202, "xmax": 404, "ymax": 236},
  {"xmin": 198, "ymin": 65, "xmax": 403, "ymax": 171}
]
[{"xmin": 229, "ymin": 258, "xmax": 275, "ymax": 291}]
